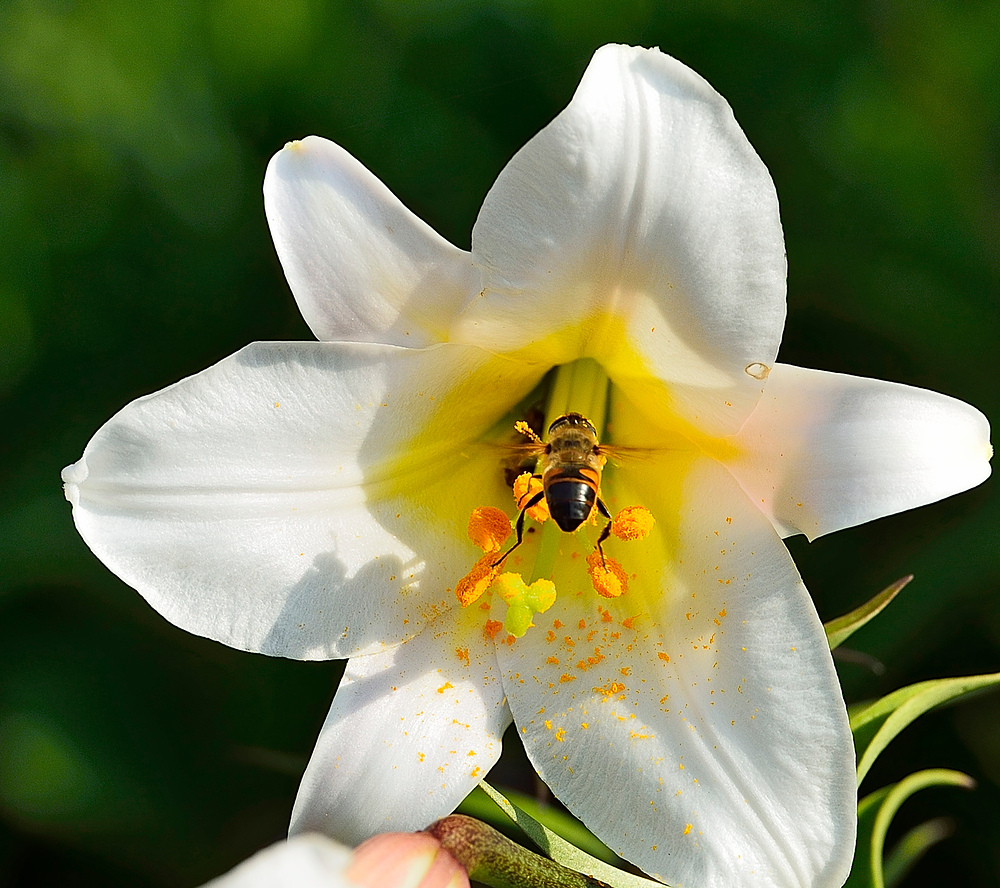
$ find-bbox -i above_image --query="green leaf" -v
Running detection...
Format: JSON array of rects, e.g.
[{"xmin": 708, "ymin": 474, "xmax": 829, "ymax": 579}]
[
  {"xmin": 883, "ymin": 817, "xmax": 954, "ymax": 888},
  {"xmin": 851, "ymin": 671, "xmax": 1000, "ymax": 785},
  {"xmin": 825, "ymin": 576, "xmax": 911, "ymax": 650},
  {"xmin": 477, "ymin": 780, "xmax": 666, "ymax": 888},
  {"xmin": 846, "ymin": 770, "xmax": 972, "ymax": 888},
  {"xmin": 459, "ymin": 785, "xmax": 618, "ymax": 863},
  {"xmin": 845, "ymin": 786, "xmax": 890, "ymax": 888}
]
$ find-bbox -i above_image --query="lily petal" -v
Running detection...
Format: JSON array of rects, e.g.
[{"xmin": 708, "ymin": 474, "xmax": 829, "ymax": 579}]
[
  {"xmin": 463, "ymin": 45, "xmax": 786, "ymax": 436},
  {"xmin": 290, "ymin": 606, "xmax": 510, "ymax": 845},
  {"xmin": 62, "ymin": 340, "xmax": 539, "ymax": 658},
  {"xmin": 265, "ymin": 135, "xmax": 479, "ymax": 346},
  {"xmin": 204, "ymin": 834, "xmax": 358, "ymax": 888},
  {"xmin": 495, "ymin": 454, "xmax": 855, "ymax": 888},
  {"xmin": 725, "ymin": 363, "xmax": 993, "ymax": 540}
]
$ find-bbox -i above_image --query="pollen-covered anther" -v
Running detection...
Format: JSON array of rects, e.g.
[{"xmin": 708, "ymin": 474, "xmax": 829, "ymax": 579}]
[
  {"xmin": 513, "ymin": 473, "xmax": 549, "ymax": 522},
  {"xmin": 587, "ymin": 550, "xmax": 629, "ymax": 599},
  {"xmin": 454, "ymin": 552, "xmax": 501, "ymax": 607},
  {"xmin": 612, "ymin": 505, "xmax": 655, "ymax": 541},
  {"xmin": 467, "ymin": 506, "xmax": 512, "ymax": 552}
]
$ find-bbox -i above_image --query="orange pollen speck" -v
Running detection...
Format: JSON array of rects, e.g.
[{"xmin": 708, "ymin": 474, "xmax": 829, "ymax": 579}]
[
  {"xmin": 611, "ymin": 505, "xmax": 655, "ymax": 541},
  {"xmin": 468, "ymin": 507, "xmax": 512, "ymax": 552},
  {"xmin": 594, "ymin": 680, "xmax": 627, "ymax": 699},
  {"xmin": 513, "ymin": 473, "xmax": 549, "ymax": 522},
  {"xmin": 483, "ymin": 619, "xmax": 503, "ymax": 640},
  {"xmin": 455, "ymin": 552, "xmax": 501, "ymax": 607},
  {"xmin": 587, "ymin": 550, "xmax": 629, "ymax": 598}
]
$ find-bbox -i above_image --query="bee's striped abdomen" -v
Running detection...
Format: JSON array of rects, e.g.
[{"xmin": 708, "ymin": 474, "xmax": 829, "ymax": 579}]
[{"xmin": 544, "ymin": 467, "xmax": 599, "ymax": 532}]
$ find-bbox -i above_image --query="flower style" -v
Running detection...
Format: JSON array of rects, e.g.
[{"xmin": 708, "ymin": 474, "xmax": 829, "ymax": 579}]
[{"xmin": 62, "ymin": 45, "xmax": 991, "ymax": 888}]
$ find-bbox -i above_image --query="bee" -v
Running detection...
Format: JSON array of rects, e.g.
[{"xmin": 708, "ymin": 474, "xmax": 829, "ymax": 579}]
[{"xmin": 493, "ymin": 412, "xmax": 614, "ymax": 568}]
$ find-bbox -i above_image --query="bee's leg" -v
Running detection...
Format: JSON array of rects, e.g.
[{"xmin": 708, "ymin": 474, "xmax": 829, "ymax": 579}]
[
  {"xmin": 493, "ymin": 490, "xmax": 545, "ymax": 568},
  {"xmin": 594, "ymin": 498, "xmax": 613, "ymax": 571},
  {"xmin": 516, "ymin": 474, "xmax": 544, "ymax": 508}
]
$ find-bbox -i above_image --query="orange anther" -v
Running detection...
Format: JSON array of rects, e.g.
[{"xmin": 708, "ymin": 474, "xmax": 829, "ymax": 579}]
[
  {"xmin": 612, "ymin": 505, "xmax": 655, "ymax": 541},
  {"xmin": 455, "ymin": 552, "xmax": 501, "ymax": 607},
  {"xmin": 587, "ymin": 550, "xmax": 629, "ymax": 598},
  {"xmin": 513, "ymin": 473, "xmax": 549, "ymax": 522},
  {"xmin": 468, "ymin": 507, "xmax": 512, "ymax": 552}
]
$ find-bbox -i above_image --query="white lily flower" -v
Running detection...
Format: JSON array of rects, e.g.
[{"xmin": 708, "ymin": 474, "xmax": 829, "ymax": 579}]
[{"xmin": 62, "ymin": 45, "xmax": 991, "ymax": 888}]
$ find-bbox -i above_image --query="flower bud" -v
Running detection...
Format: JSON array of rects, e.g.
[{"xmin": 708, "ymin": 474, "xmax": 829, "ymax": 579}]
[{"xmin": 346, "ymin": 832, "xmax": 470, "ymax": 888}]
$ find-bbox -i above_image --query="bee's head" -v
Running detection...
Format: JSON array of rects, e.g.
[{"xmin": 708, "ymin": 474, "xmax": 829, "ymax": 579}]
[{"xmin": 548, "ymin": 413, "xmax": 597, "ymax": 437}]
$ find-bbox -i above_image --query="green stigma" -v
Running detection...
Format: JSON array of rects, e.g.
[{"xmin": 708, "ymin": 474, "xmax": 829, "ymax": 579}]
[{"xmin": 493, "ymin": 573, "xmax": 557, "ymax": 638}]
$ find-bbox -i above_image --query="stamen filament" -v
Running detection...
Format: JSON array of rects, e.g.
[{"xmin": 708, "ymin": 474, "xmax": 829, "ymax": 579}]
[{"xmin": 544, "ymin": 357, "xmax": 609, "ymax": 435}]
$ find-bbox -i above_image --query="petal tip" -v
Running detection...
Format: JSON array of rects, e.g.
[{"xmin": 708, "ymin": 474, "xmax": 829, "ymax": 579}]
[
  {"xmin": 267, "ymin": 135, "xmax": 331, "ymax": 177},
  {"xmin": 61, "ymin": 458, "xmax": 87, "ymax": 502},
  {"xmin": 283, "ymin": 136, "xmax": 313, "ymax": 153}
]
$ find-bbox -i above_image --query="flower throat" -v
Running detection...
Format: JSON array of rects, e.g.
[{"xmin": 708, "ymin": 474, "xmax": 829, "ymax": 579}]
[{"xmin": 454, "ymin": 359, "xmax": 654, "ymax": 640}]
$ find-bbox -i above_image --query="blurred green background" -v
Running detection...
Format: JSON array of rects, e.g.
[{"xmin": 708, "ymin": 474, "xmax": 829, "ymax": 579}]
[{"xmin": 1, "ymin": 0, "xmax": 997, "ymax": 885}]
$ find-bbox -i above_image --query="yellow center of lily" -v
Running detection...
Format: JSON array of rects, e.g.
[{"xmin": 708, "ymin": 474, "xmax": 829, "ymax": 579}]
[{"xmin": 453, "ymin": 359, "xmax": 654, "ymax": 639}]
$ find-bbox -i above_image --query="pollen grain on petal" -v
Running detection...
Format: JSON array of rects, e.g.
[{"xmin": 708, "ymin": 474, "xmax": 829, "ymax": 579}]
[
  {"xmin": 612, "ymin": 505, "xmax": 655, "ymax": 541},
  {"xmin": 587, "ymin": 550, "xmax": 629, "ymax": 598},
  {"xmin": 483, "ymin": 619, "xmax": 504, "ymax": 640},
  {"xmin": 468, "ymin": 506, "xmax": 512, "ymax": 552},
  {"xmin": 593, "ymin": 680, "xmax": 627, "ymax": 701}
]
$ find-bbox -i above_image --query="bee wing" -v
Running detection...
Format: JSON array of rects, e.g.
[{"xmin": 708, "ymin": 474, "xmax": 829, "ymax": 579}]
[
  {"xmin": 483, "ymin": 440, "xmax": 547, "ymax": 486},
  {"xmin": 484, "ymin": 441, "xmax": 548, "ymax": 460},
  {"xmin": 596, "ymin": 443, "xmax": 671, "ymax": 464}
]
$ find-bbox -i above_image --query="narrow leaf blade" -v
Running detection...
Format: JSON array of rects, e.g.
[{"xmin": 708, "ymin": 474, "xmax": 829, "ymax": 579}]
[
  {"xmin": 825, "ymin": 576, "xmax": 911, "ymax": 650},
  {"xmin": 851, "ymin": 672, "xmax": 1000, "ymax": 784},
  {"xmin": 872, "ymin": 771, "xmax": 973, "ymax": 888},
  {"xmin": 477, "ymin": 780, "xmax": 666, "ymax": 888},
  {"xmin": 847, "ymin": 771, "xmax": 971, "ymax": 888},
  {"xmin": 883, "ymin": 817, "xmax": 955, "ymax": 888}
]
